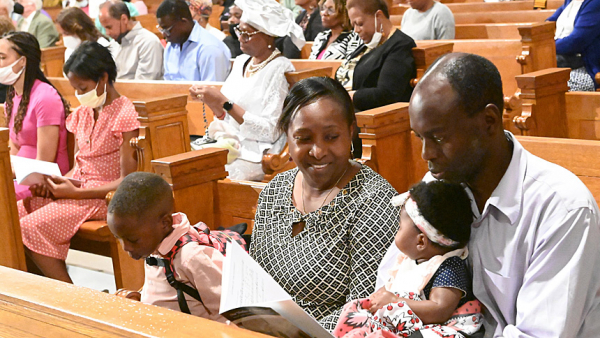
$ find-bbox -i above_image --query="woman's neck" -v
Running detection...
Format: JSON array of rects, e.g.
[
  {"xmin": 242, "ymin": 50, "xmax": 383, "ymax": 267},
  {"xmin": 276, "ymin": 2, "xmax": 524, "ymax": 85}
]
[
  {"xmin": 329, "ymin": 26, "xmax": 343, "ymax": 42},
  {"xmin": 252, "ymin": 47, "xmax": 276, "ymax": 64},
  {"xmin": 13, "ymin": 73, "xmax": 26, "ymax": 96},
  {"xmin": 101, "ymin": 85, "xmax": 120, "ymax": 109}
]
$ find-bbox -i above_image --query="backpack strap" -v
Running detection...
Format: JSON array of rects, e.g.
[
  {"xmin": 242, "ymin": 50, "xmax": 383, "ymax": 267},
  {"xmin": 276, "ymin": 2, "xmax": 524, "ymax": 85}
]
[{"xmin": 145, "ymin": 256, "xmax": 208, "ymax": 315}]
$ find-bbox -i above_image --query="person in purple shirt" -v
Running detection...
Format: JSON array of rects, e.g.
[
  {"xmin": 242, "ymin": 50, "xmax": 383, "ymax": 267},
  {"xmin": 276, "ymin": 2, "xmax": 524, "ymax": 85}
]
[
  {"xmin": 378, "ymin": 53, "xmax": 600, "ymax": 338},
  {"xmin": 156, "ymin": 0, "xmax": 231, "ymax": 82}
]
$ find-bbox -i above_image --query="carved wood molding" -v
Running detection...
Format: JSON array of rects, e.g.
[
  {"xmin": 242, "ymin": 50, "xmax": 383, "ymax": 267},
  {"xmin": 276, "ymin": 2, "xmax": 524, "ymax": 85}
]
[{"xmin": 513, "ymin": 103, "xmax": 537, "ymax": 135}]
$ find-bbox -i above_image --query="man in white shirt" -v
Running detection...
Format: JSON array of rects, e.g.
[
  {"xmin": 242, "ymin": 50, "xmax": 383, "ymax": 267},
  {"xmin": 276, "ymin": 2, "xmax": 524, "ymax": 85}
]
[
  {"xmin": 401, "ymin": 0, "xmax": 455, "ymax": 40},
  {"xmin": 99, "ymin": 0, "xmax": 163, "ymax": 80},
  {"xmin": 377, "ymin": 53, "xmax": 600, "ymax": 337}
]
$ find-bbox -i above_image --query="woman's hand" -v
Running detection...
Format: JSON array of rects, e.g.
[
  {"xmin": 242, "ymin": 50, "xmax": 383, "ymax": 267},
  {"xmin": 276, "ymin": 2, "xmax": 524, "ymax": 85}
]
[
  {"xmin": 368, "ymin": 287, "xmax": 401, "ymax": 314},
  {"xmin": 46, "ymin": 175, "xmax": 80, "ymax": 199},
  {"xmin": 189, "ymin": 85, "xmax": 228, "ymax": 119},
  {"xmin": 29, "ymin": 180, "xmax": 53, "ymax": 199}
]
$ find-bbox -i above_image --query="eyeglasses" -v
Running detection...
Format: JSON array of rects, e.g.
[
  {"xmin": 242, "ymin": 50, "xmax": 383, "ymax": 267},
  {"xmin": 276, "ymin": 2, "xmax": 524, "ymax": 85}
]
[
  {"xmin": 234, "ymin": 25, "xmax": 261, "ymax": 42},
  {"xmin": 156, "ymin": 24, "xmax": 175, "ymax": 37},
  {"xmin": 320, "ymin": 6, "xmax": 336, "ymax": 16}
]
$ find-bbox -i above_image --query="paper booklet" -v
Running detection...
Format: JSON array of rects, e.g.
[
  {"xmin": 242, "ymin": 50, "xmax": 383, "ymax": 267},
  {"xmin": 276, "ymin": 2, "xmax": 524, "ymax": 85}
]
[
  {"xmin": 11, "ymin": 156, "xmax": 81, "ymax": 187},
  {"xmin": 220, "ymin": 242, "xmax": 334, "ymax": 338}
]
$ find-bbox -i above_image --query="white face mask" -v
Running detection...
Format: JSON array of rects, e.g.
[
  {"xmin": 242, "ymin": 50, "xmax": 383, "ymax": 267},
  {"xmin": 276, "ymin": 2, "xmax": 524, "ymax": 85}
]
[
  {"xmin": 63, "ymin": 35, "xmax": 82, "ymax": 51},
  {"xmin": 365, "ymin": 13, "xmax": 382, "ymax": 49},
  {"xmin": 76, "ymin": 82, "xmax": 107, "ymax": 109},
  {"xmin": 0, "ymin": 57, "xmax": 25, "ymax": 86}
]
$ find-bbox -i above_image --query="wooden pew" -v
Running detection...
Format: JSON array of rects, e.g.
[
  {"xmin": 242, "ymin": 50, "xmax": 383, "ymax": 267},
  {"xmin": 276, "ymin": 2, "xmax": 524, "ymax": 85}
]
[
  {"xmin": 41, "ymin": 46, "xmax": 66, "ymax": 78},
  {"xmin": 511, "ymin": 68, "xmax": 600, "ymax": 140},
  {"xmin": 390, "ymin": 9, "xmax": 555, "ymax": 25},
  {"xmin": 134, "ymin": 14, "xmax": 163, "ymax": 40},
  {"xmin": 0, "ymin": 266, "xmax": 269, "ymax": 338},
  {"xmin": 432, "ymin": 22, "xmax": 556, "ymax": 97},
  {"xmin": 43, "ymin": 6, "xmax": 62, "ymax": 22},
  {"xmin": 455, "ymin": 23, "xmax": 536, "ymax": 39},
  {"xmin": 0, "ymin": 129, "xmax": 27, "ymax": 272},
  {"xmin": 390, "ymin": 0, "xmax": 563, "ymax": 15}
]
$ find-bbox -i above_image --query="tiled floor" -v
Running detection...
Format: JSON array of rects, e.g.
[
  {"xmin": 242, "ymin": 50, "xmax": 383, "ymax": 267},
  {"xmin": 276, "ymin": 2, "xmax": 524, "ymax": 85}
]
[{"xmin": 66, "ymin": 250, "xmax": 116, "ymax": 293}]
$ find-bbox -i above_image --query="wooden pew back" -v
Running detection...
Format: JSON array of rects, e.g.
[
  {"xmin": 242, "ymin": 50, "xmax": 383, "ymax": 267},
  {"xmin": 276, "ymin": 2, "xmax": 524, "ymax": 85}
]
[
  {"xmin": 0, "ymin": 266, "xmax": 269, "ymax": 338},
  {"xmin": 41, "ymin": 46, "xmax": 66, "ymax": 78},
  {"xmin": 391, "ymin": 9, "xmax": 555, "ymax": 25},
  {"xmin": 134, "ymin": 14, "xmax": 163, "ymax": 39},
  {"xmin": 0, "ymin": 129, "xmax": 26, "ymax": 271},
  {"xmin": 390, "ymin": 0, "xmax": 563, "ymax": 15}
]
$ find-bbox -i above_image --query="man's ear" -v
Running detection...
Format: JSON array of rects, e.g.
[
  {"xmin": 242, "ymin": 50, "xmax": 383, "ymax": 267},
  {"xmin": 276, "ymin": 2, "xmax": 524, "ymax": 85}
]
[{"xmin": 482, "ymin": 103, "xmax": 502, "ymax": 135}]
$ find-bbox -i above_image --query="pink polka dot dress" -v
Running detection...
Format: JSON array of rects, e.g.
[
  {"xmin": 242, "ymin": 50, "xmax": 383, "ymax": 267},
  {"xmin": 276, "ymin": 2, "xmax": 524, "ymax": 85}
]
[{"xmin": 17, "ymin": 96, "xmax": 140, "ymax": 260}]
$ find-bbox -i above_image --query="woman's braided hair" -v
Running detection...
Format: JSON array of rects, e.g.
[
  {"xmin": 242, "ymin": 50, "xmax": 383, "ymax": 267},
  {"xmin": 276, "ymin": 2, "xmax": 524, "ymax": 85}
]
[{"xmin": 4, "ymin": 32, "xmax": 70, "ymax": 134}]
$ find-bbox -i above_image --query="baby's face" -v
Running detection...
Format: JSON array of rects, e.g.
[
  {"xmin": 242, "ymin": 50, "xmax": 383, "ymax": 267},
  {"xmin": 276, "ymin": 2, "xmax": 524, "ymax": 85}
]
[
  {"xmin": 107, "ymin": 213, "xmax": 168, "ymax": 260},
  {"xmin": 394, "ymin": 207, "xmax": 422, "ymax": 260}
]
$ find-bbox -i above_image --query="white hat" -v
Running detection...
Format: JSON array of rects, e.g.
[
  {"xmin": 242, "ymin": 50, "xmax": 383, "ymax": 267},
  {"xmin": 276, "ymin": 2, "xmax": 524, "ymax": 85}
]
[{"xmin": 235, "ymin": 0, "xmax": 305, "ymax": 50}]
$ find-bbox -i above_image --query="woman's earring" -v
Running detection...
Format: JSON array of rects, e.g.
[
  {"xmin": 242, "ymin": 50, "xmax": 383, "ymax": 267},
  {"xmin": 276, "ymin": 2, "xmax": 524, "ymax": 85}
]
[
  {"xmin": 268, "ymin": 44, "xmax": 272, "ymax": 49},
  {"xmin": 350, "ymin": 142, "xmax": 355, "ymax": 156}
]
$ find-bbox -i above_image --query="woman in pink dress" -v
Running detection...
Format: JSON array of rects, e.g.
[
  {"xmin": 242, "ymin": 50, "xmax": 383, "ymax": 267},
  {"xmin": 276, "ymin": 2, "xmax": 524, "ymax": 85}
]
[
  {"xmin": 18, "ymin": 41, "xmax": 140, "ymax": 283},
  {"xmin": 1, "ymin": 32, "xmax": 70, "ymax": 201}
]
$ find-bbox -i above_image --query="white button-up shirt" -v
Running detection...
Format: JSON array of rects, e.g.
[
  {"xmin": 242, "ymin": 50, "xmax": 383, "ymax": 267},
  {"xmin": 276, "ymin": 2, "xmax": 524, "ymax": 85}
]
[
  {"xmin": 378, "ymin": 132, "xmax": 600, "ymax": 337},
  {"xmin": 115, "ymin": 22, "xmax": 164, "ymax": 80}
]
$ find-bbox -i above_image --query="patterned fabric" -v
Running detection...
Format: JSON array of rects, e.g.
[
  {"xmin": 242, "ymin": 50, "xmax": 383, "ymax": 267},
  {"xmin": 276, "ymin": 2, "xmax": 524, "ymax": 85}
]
[
  {"xmin": 335, "ymin": 45, "xmax": 370, "ymax": 91},
  {"xmin": 309, "ymin": 30, "xmax": 363, "ymax": 60},
  {"xmin": 422, "ymin": 257, "xmax": 472, "ymax": 308},
  {"xmin": 333, "ymin": 292, "xmax": 483, "ymax": 338},
  {"xmin": 250, "ymin": 164, "xmax": 399, "ymax": 331},
  {"xmin": 17, "ymin": 96, "xmax": 140, "ymax": 260},
  {"xmin": 568, "ymin": 66, "xmax": 595, "ymax": 91}
]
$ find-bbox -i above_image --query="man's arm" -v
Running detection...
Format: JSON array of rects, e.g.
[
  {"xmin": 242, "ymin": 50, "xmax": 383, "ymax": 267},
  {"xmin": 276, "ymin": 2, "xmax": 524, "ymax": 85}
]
[
  {"xmin": 134, "ymin": 37, "xmax": 164, "ymax": 80},
  {"xmin": 197, "ymin": 45, "xmax": 230, "ymax": 82}
]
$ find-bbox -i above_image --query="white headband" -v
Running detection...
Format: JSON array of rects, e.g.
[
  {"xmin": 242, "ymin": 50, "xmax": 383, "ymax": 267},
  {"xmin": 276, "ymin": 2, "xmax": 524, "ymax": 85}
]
[{"xmin": 391, "ymin": 192, "xmax": 459, "ymax": 247}]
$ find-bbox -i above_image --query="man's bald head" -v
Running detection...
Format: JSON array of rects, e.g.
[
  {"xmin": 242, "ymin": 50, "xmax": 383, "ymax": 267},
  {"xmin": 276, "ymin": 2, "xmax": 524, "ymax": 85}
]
[{"xmin": 419, "ymin": 53, "xmax": 504, "ymax": 118}]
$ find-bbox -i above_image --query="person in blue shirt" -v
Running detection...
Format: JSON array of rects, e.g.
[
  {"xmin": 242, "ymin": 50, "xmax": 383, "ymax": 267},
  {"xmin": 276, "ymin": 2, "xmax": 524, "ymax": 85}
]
[{"xmin": 156, "ymin": 0, "xmax": 231, "ymax": 81}]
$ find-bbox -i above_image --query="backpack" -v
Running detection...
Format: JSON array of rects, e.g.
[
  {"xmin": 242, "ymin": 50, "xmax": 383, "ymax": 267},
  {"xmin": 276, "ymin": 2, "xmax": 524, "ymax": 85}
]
[{"xmin": 145, "ymin": 222, "xmax": 247, "ymax": 315}]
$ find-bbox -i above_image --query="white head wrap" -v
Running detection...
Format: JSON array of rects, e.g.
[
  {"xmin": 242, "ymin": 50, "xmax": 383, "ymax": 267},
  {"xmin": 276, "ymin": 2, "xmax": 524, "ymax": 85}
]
[
  {"xmin": 391, "ymin": 192, "xmax": 460, "ymax": 248},
  {"xmin": 235, "ymin": 0, "xmax": 306, "ymax": 50}
]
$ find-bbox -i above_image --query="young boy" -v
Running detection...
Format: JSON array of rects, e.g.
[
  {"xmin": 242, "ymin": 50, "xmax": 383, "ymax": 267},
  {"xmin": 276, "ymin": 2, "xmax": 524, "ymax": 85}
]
[{"xmin": 107, "ymin": 172, "xmax": 227, "ymax": 323}]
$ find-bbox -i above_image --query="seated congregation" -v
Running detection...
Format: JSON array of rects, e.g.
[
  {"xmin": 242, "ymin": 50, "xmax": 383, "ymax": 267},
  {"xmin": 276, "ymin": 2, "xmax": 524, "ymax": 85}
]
[{"xmin": 2, "ymin": 0, "xmax": 600, "ymax": 337}]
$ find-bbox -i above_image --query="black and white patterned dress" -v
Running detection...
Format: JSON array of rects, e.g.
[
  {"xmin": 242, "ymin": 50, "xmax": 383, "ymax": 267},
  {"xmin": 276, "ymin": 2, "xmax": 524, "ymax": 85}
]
[
  {"xmin": 309, "ymin": 30, "xmax": 363, "ymax": 60},
  {"xmin": 250, "ymin": 164, "xmax": 400, "ymax": 331}
]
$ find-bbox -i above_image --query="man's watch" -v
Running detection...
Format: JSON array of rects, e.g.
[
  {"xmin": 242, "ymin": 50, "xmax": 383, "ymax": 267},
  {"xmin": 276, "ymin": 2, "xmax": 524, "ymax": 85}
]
[{"xmin": 222, "ymin": 101, "xmax": 234, "ymax": 115}]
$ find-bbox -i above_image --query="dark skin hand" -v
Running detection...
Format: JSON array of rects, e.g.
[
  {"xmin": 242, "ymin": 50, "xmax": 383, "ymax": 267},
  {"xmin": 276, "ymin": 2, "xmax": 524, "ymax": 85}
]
[{"xmin": 369, "ymin": 286, "xmax": 463, "ymax": 324}]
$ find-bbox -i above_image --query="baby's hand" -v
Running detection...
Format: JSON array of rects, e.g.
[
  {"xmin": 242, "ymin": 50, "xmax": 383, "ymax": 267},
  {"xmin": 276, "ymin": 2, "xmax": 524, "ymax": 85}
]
[{"xmin": 368, "ymin": 287, "xmax": 400, "ymax": 314}]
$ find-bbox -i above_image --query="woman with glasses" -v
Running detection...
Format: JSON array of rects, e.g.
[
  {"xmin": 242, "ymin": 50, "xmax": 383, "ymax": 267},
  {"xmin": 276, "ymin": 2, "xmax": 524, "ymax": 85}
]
[
  {"xmin": 189, "ymin": 0, "xmax": 304, "ymax": 181},
  {"xmin": 309, "ymin": 0, "xmax": 362, "ymax": 60}
]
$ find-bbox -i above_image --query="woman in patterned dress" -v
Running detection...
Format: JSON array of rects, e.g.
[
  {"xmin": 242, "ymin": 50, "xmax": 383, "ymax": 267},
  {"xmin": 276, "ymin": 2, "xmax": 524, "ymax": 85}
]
[
  {"xmin": 309, "ymin": 0, "xmax": 362, "ymax": 60},
  {"xmin": 250, "ymin": 77, "xmax": 400, "ymax": 332},
  {"xmin": 19, "ymin": 41, "xmax": 140, "ymax": 283}
]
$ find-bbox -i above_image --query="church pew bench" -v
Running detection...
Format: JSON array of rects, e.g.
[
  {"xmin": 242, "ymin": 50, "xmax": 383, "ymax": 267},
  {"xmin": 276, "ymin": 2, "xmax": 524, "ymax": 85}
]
[
  {"xmin": 0, "ymin": 266, "xmax": 269, "ymax": 338},
  {"xmin": 391, "ymin": 9, "xmax": 555, "ymax": 25},
  {"xmin": 43, "ymin": 6, "xmax": 62, "ymax": 22},
  {"xmin": 134, "ymin": 14, "xmax": 163, "ymax": 39},
  {"xmin": 0, "ymin": 128, "xmax": 27, "ymax": 271},
  {"xmin": 390, "ymin": 0, "xmax": 563, "ymax": 15},
  {"xmin": 40, "ymin": 46, "xmax": 66, "ymax": 78},
  {"xmin": 511, "ymin": 68, "xmax": 600, "ymax": 140}
]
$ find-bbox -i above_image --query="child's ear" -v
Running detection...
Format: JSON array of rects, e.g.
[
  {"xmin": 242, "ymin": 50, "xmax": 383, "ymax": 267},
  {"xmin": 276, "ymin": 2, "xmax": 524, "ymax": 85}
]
[
  {"xmin": 416, "ymin": 233, "xmax": 427, "ymax": 251},
  {"xmin": 161, "ymin": 213, "xmax": 174, "ymax": 231}
]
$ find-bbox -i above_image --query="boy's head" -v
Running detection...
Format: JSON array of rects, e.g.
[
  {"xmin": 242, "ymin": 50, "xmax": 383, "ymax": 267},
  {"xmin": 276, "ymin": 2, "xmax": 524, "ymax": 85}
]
[
  {"xmin": 107, "ymin": 172, "xmax": 174, "ymax": 260},
  {"xmin": 393, "ymin": 180, "xmax": 473, "ymax": 260}
]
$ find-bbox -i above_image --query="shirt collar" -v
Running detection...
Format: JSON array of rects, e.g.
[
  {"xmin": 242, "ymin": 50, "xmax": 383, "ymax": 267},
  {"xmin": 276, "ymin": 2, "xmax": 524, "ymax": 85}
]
[
  {"xmin": 122, "ymin": 21, "xmax": 142, "ymax": 43},
  {"xmin": 157, "ymin": 212, "xmax": 191, "ymax": 256},
  {"xmin": 24, "ymin": 11, "xmax": 36, "ymax": 23},
  {"xmin": 187, "ymin": 21, "xmax": 203, "ymax": 43},
  {"xmin": 479, "ymin": 131, "xmax": 526, "ymax": 225}
]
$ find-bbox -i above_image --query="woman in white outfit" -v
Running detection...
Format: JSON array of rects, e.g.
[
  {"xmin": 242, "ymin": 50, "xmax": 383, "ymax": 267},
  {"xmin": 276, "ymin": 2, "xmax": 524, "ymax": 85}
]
[{"xmin": 189, "ymin": 0, "xmax": 305, "ymax": 181}]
